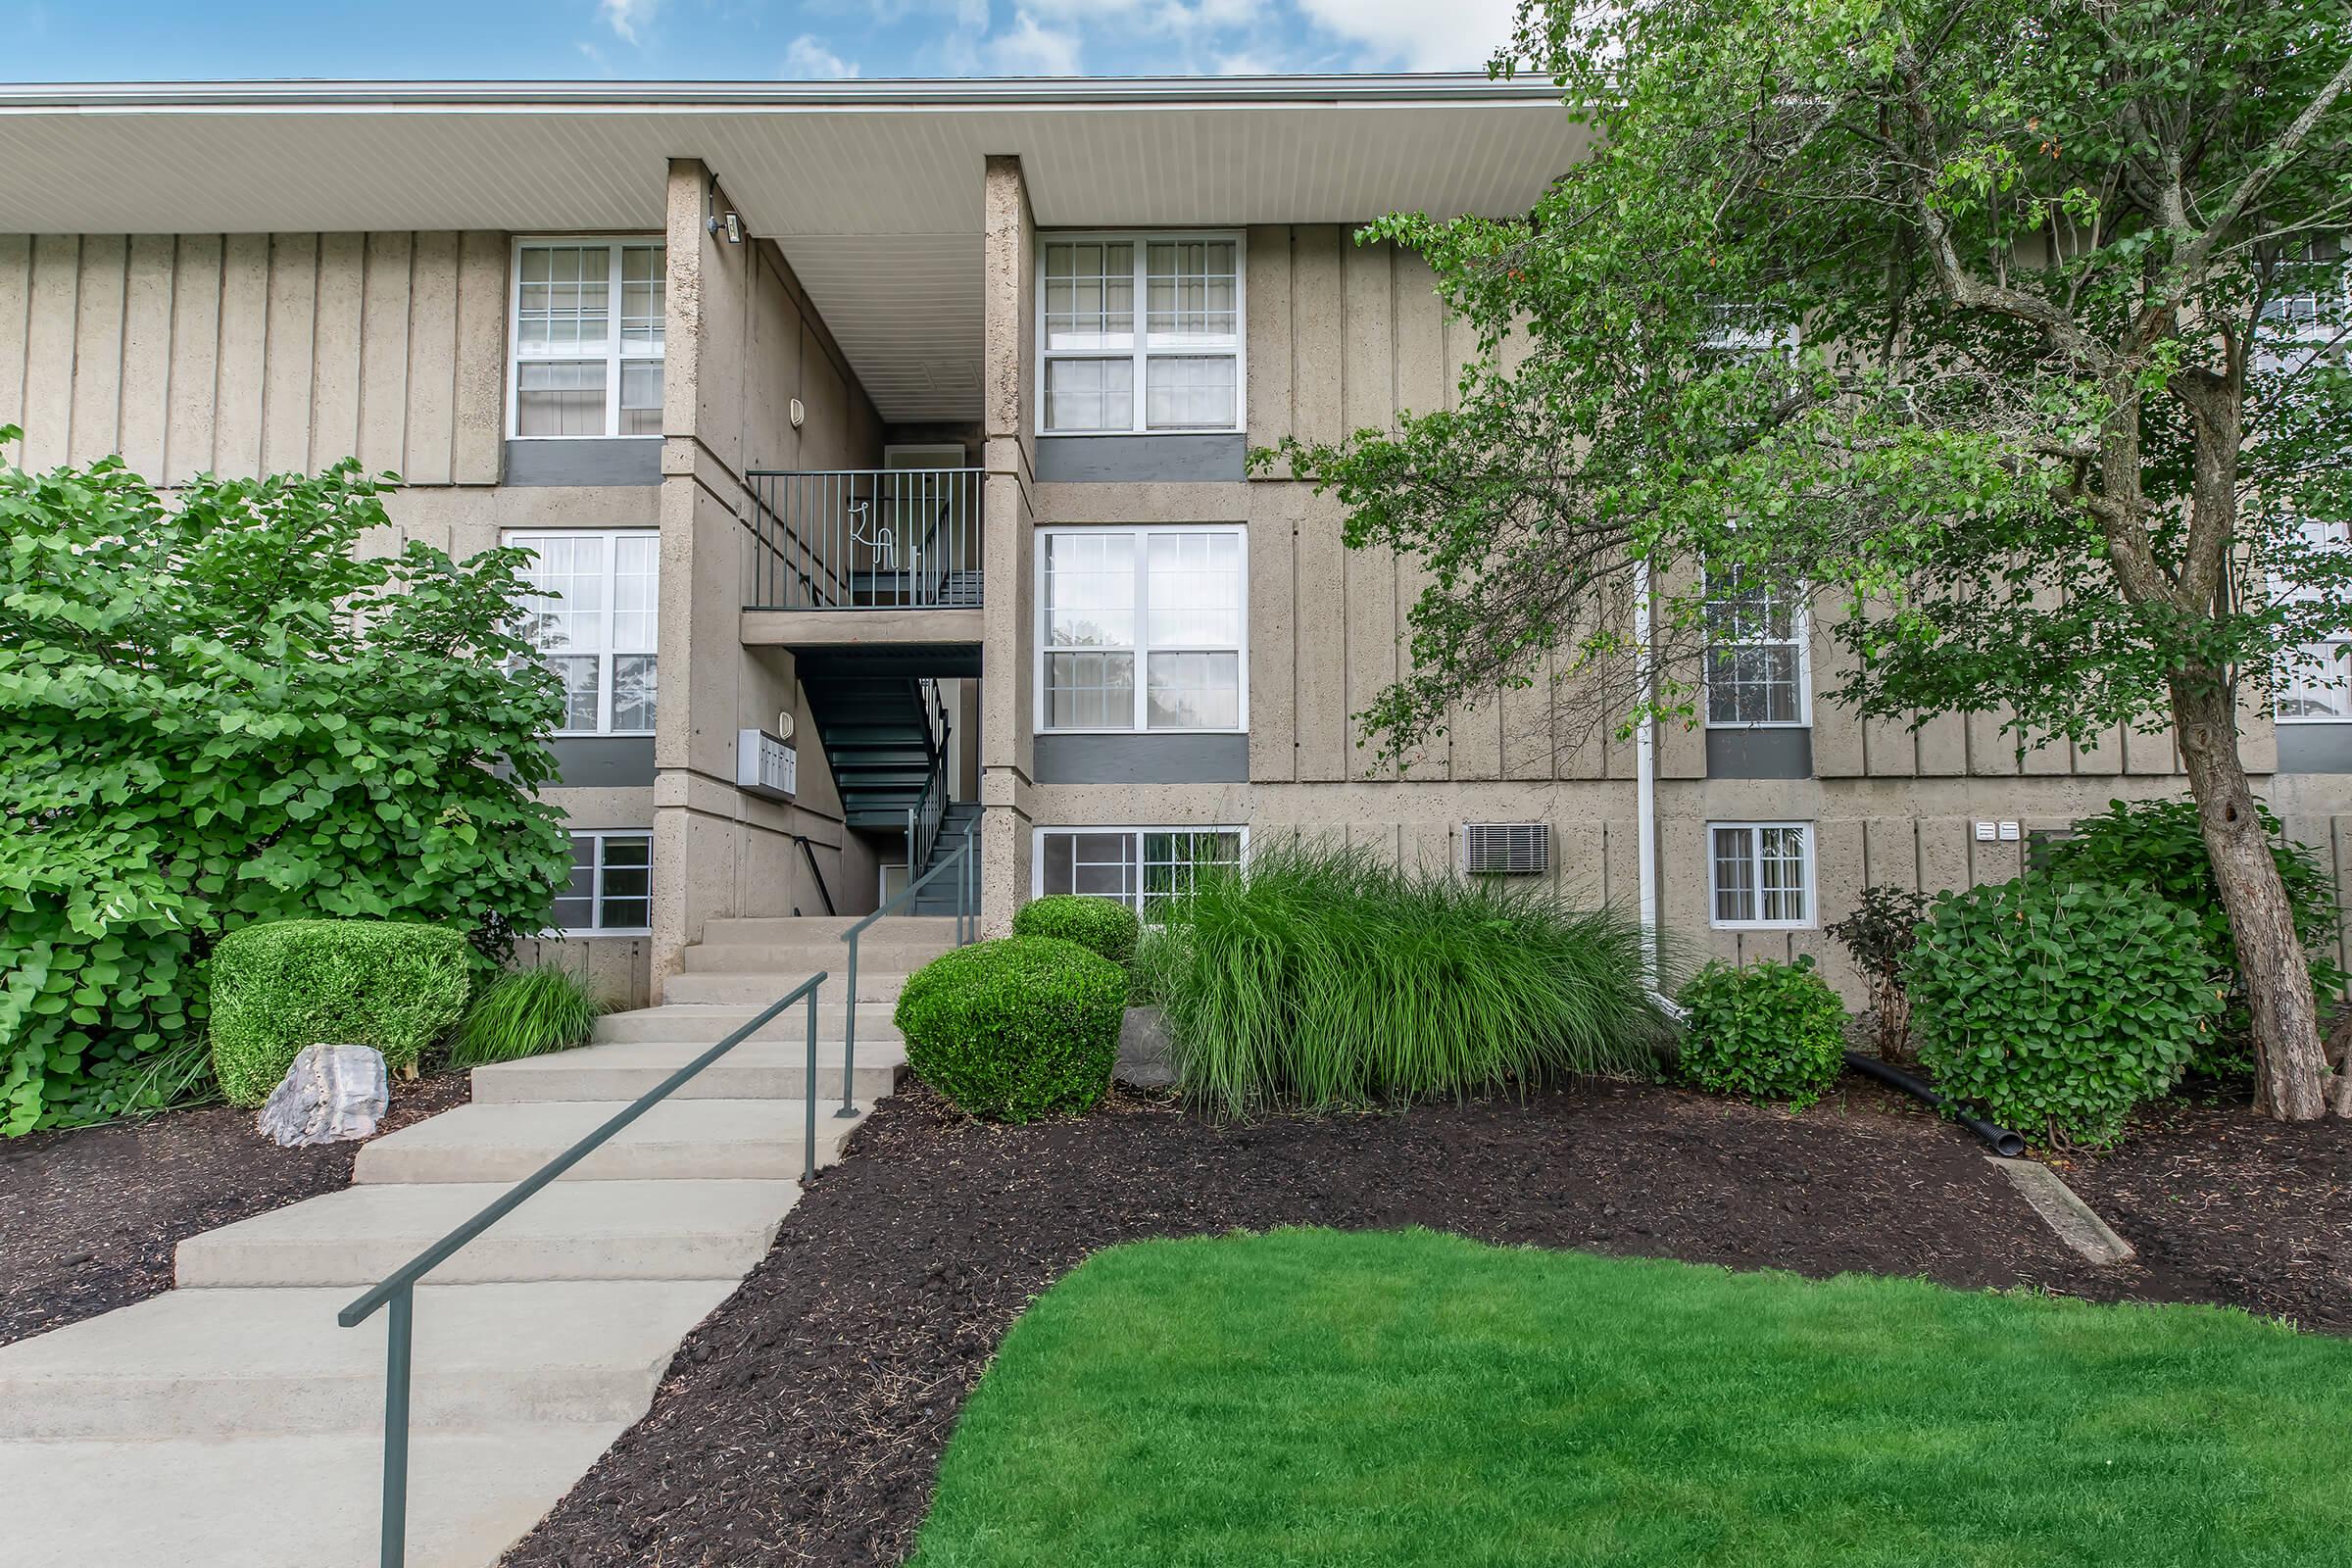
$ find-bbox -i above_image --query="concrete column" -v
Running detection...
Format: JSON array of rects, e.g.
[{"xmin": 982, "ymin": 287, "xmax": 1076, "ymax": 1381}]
[{"xmin": 977, "ymin": 154, "xmax": 1037, "ymax": 936}]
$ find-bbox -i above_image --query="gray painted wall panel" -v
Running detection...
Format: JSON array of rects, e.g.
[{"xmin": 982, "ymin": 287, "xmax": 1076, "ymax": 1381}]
[
  {"xmin": 2278, "ymin": 725, "xmax": 2352, "ymax": 774},
  {"xmin": 1705, "ymin": 727, "xmax": 1815, "ymax": 780},
  {"xmin": 549, "ymin": 736, "xmax": 658, "ymax": 788},
  {"xmin": 1034, "ymin": 433, "xmax": 1247, "ymax": 482},
  {"xmin": 505, "ymin": 437, "xmax": 663, "ymax": 487},
  {"xmin": 1034, "ymin": 732, "xmax": 1250, "ymax": 784}
]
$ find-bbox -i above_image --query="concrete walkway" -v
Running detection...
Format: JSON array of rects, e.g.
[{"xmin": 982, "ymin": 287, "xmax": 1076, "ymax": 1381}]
[{"xmin": 0, "ymin": 916, "xmax": 956, "ymax": 1568}]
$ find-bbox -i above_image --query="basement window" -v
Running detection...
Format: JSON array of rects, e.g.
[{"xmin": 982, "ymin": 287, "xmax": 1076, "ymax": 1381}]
[
  {"xmin": 1034, "ymin": 827, "xmax": 1244, "ymax": 920},
  {"xmin": 1039, "ymin": 233, "xmax": 1244, "ymax": 434},
  {"xmin": 1708, "ymin": 822, "xmax": 1814, "ymax": 929},
  {"xmin": 556, "ymin": 831, "xmax": 653, "ymax": 935},
  {"xmin": 510, "ymin": 238, "xmax": 666, "ymax": 439}
]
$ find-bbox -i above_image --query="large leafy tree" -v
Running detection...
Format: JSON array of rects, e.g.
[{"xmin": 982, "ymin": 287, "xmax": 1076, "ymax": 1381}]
[
  {"xmin": 0, "ymin": 436, "xmax": 571, "ymax": 1130},
  {"xmin": 1278, "ymin": 0, "xmax": 2352, "ymax": 1119}
]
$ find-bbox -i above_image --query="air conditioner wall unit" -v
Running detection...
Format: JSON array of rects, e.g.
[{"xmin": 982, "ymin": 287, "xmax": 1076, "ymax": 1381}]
[{"xmin": 1463, "ymin": 821, "xmax": 1549, "ymax": 876}]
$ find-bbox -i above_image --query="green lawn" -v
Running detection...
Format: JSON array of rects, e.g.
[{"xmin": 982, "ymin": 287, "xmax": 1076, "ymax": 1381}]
[{"xmin": 909, "ymin": 1229, "xmax": 2352, "ymax": 1568}]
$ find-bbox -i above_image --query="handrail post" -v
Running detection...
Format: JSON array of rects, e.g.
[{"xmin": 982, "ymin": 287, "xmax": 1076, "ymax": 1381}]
[
  {"xmin": 804, "ymin": 987, "xmax": 821, "ymax": 1178},
  {"xmin": 379, "ymin": 1283, "xmax": 414, "ymax": 1568},
  {"xmin": 839, "ymin": 927, "xmax": 859, "ymax": 1120}
]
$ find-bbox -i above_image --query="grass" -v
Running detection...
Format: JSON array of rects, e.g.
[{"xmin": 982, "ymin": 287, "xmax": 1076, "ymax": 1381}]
[
  {"xmin": 444, "ymin": 966, "xmax": 604, "ymax": 1069},
  {"xmin": 909, "ymin": 1229, "xmax": 2352, "ymax": 1568},
  {"xmin": 1142, "ymin": 841, "xmax": 1670, "ymax": 1115}
]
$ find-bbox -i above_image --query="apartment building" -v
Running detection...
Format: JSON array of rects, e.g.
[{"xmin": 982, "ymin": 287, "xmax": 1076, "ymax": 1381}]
[{"xmin": 2, "ymin": 75, "xmax": 2347, "ymax": 1006}]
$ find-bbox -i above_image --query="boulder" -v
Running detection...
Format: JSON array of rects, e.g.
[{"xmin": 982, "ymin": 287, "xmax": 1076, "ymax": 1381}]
[
  {"xmin": 256, "ymin": 1044, "xmax": 390, "ymax": 1148},
  {"xmin": 1116, "ymin": 1006, "xmax": 1177, "ymax": 1090}
]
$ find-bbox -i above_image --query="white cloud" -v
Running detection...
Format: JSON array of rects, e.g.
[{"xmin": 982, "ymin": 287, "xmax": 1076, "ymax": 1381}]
[
  {"xmin": 1293, "ymin": 0, "xmax": 1519, "ymax": 70},
  {"xmin": 986, "ymin": 11, "xmax": 1084, "ymax": 74},
  {"xmin": 784, "ymin": 33, "xmax": 860, "ymax": 78},
  {"xmin": 600, "ymin": 0, "xmax": 657, "ymax": 45}
]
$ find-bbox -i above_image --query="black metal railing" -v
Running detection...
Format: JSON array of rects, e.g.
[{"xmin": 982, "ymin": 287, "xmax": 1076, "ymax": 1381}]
[
  {"xmin": 743, "ymin": 467, "xmax": 984, "ymax": 611},
  {"xmin": 339, "ymin": 972, "xmax": 831, "ymax": 1568}
]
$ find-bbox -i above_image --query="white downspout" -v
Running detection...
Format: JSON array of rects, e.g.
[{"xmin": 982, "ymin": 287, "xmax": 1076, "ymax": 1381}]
[{"xmin": 1634, "ymin": 558, "xmax": 1682, "ymax": 1019}]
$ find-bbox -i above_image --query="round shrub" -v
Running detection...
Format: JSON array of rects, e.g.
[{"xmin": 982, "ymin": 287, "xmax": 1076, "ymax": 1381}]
[
  {"xmin": 1674, "ymin": 956, "xmax": 1849, "ymax": 1109},
  {"xmin": 894, "ymin": 936, "xmax": 1125, "ymax": 1122},
  {"xmin": 1011, "ymin": 895, "xmax": 1142, "ymax": 967},
  {"xmin": 210, "ymin": 919, "xmax": 470, "ymax": 1106},
  {"xmin": 1907, "ymin": 877, "xmax": 2225, "ymax": 1149}
]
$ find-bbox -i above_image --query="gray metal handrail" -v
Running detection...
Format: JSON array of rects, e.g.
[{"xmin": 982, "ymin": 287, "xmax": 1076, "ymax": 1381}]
[
  {"xmin": 838, "ymin": 826, "xmax": 978, "ymax": 1119},
  {"xmin": 339, "ymin": 971, "xmax": 831, "ymax": 1568}
]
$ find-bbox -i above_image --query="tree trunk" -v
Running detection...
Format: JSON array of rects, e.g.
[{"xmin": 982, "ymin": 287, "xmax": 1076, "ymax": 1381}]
[{"xmin": 2171, "ymin": 672, "xmax": 2328, "ymax": 1120}]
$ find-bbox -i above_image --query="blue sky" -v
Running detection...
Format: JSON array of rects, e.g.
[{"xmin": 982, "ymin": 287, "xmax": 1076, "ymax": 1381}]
[{"xmin": 0, "ymin": 1, "xmax": 1525, "ymax": 82}]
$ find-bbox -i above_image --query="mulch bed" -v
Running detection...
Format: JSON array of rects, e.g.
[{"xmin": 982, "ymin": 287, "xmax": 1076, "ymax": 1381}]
[
  {"xmin": 505, "ymin": 1072, "xmax": 2351, "ymax": 1568},
  {"xmin": 0, "ymin": 1071, "xmax": 471, "ymax": 1348}
]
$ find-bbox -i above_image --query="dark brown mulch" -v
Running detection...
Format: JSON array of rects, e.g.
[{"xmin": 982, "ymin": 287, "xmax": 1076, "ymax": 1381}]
[
  {"xmin": 0, "ymin": 1071, "xmax": 471, "ymax": 1348},
  {"xmin": 504, "ymin": 1072, "xmax": 2352, "ymax": 1568}
]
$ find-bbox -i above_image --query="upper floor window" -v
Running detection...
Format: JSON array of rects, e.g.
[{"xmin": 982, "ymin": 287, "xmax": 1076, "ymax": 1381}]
[
  {"xmin": 510, "ymin": 239, "xmax": 666, "ymax": 439},
  {"xmin": 1703, "ymin": 566, "xmax": 1808, "ymax": 725},
  {"xmin": 1709, "ymin": 822, "xmax": 1814, "ymax": 929},
  {"xmin": 1039, "ymin": 234, "xmax": 1244, "ymax": 434},
  {"xmin": 2278, "ymin": 517, "xmax": 2350, "ymax": 722},
  {"xmin": 2260, "ymin": 237, "xmax": 2346, "ymax": 336},
  {"xmin": 1037, "ymin": 526, "xmax": 1246, "ymax": 733},
  {"xmin": 507, "ymin": 528, "xmax": 660, "ymax": 735}
]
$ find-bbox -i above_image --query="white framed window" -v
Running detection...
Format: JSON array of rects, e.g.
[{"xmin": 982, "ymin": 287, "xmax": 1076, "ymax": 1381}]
[
  {"xmin": 507, "ymin": 529, "xmax": 660, "ymax": 736},
  {"xmin": 1037, "ymin": 526, "xmax": 1247, "ymax": 733},
  {"xmin": 2260, "ymin": 237, "xmax": 2347, "ymax": 337},
  {"xmin": 1033, "ymin": 826, "xmax": 1246, "ymax": 920},
  {"xmin": 1039, "ymin": 233, "xmax": 1245, "ymax": 434},
  {"xmin": 510, "ymin": 238, "xmax": 666, "ymax": 439},
  {"xmin": 1709, "ymin": 822, "xmax": 1815, "ymax": 929},
  {"xmin": 554, "ymin": 830, "xmax": 653, "ymax": 935},
  {"xmin": 1703, "ymin": 566, "xmax": 1808, "ymax": 726},
  {"xmin": 2278, "ymin": 518, "xmax": 2351, "ymax": 722}
]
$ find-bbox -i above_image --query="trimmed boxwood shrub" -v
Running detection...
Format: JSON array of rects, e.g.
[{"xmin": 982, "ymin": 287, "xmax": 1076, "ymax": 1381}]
[
  {"xmin": 894, "ymin": 936, "xmax": 1124, "ymax": 1122},
  {"xmin": 1675, "ymin": 956, "xmax": 1849, "ymax": 1109},
  {"xmin": 1012, "ymin": 894, "xmax": 1142, "ymax": 967},
  {"xmin": 1907, "ymin": 877, "xmax": 2225, "ymax": 1149},
  {"xmin": 210, "ymin": 920, "xmax": 470, "ymax": 1105}
]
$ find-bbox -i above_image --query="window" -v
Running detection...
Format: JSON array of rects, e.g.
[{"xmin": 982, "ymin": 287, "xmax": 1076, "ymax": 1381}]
[
  {"xmin": 511, "ymin": 239, "xmax": 666, "ymax": 439},
  {"xmin": 1709, "ymin": 823, "xmax": 1814, "ymax": 928},
  {"xmin": 1040, "ymin": 233, "xmax": 1243, "ymax": 434},
  {"xmin": 555, "ymin": 831, "xmax": 653, "ymax": 935},
  {"xmin": 1038, "ymin": 526, "xmax": 1246, "ymax": 732},
  {"xmin": 2278, "ymin": 518, "xmax": 2351, "ymax": 722},
  {"xmin": 1034, "ymin": 827, "xmax": 1245, "ymax": 920},
  {"xmin": 507, "ymin": 529, "xmax": 660, "ymax": 735},
  {"xmin": 2260, "ymin": 237, "xmax": 2346, "ymax": 336},
  {"xmin": 1704, "ymin": 566, "xmax": 1808, "ymax": 725}
]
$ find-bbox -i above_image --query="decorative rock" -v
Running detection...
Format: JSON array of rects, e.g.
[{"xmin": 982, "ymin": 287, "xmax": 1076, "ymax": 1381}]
[
  {"xmin": 1116, "ymin": 1006, "xmax": 1176, "ymax": 1090},
  {"xmin": 257, "ymin": 1045, "xmax": 390, "ymax": 1148}
]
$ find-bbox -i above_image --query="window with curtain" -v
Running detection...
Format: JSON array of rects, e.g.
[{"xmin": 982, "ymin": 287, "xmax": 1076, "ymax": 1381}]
[
  {"xmin": 1040, "ymin": 527, "xmax": 1245, "ymax": 732},
  {"xmin": 1709, "ymin": 823, "xmax": 1813, "ymax": 928},
  {"xmin": 512, "ymin": 239, "xmax": 666, "ymax": 438},
  {"xmin": 506, "ymin": 529, "xmax": 660, "ymax": 735},
  {"xmin": 1041, "ymin": 234, "xmax": 1242, "ymax": 433}
]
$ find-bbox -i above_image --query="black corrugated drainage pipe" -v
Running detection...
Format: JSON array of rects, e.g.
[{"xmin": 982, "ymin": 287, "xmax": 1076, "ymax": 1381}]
[{"xmin": 1843, "ymin": 1052, "xmax": 2027, "ymax": 1158}]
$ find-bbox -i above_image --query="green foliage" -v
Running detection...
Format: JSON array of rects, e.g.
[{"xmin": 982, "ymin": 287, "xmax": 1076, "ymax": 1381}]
[
  {"xmin": 1908, "ymin": 878, "xmax": 2226, "ymax": 1148},
  {"xmin": 0, "ymin": 436, "xmax": 571, "ymax": 1131},
  {"xmin": 1146, "ymin": 841, "xmax": 1669, "ymax": 1117},
  {"xmin": 446, "ymin": 965, "xmax": 604, "ymax": 1070},
  {"xmin": 911, "ymin": 1228, "xmax": 2352, "ymax": 1568},
  {"xmin": 2040, "ymin": 798, "xmax": 2347, "ymax": 1072},
  {"xmin": 209, "ymin": 919, "xmax": 471, "ymax": 1105},
  {"xmin": 1674, "ymin": 956, "xmax": 1849, "ymax": 1109},
  {"xmin": 1826, "ymin": 885, "xmax": 1932, "ymax": 1059},
  {"xmin": 895, "ymin": 937, "xmax": 1125, "ymax": 1122},
  {"xmin": 1012, "ymin": 895, "xmax": 1142, "ymax": 968}
]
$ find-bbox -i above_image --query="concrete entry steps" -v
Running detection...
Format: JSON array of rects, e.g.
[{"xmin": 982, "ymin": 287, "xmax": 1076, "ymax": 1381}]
[{"xmin": 0, "ymin": 914, "xmax": 934, "ymax": 1567}]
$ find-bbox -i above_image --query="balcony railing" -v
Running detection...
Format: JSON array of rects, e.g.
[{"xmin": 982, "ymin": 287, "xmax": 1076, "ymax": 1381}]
[{"xmin": 743, "ymin": 467, "xmax": 984, "ymax": 611}]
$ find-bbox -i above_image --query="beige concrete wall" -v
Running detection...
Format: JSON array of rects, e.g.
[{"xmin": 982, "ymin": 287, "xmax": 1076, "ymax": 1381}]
[
  {"xmin": 649, "ymin": 162, "xmax": 889, "ymax": 989},
  {"xmin": 0, "ymin": 229, "xmax": 505, "ymax": 485},
  {"xmin": 977, "ymin": 154, "xmax": 1041, "ymax": 937}
]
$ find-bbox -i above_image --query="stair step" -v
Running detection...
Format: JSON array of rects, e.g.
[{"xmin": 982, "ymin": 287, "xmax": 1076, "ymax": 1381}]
[
  {"xmin": 698, "ymin": 915, "xmax": 959, "ymax": 940},
  {"xmin": 593, "ymin": 1003, "xmax": 902, "ymax": 1045},
  {"xmin": 662, "ymin": 971, "xmax": 924, "ymax": 1005},
  {"xmin": 473, "ymin": 1038, "xmax": 906, "ymax": 1104},
  {"xmin": 0, "ymin": 1424, "xmax": 629, "ymax": 1568},
  {"xmin": 354, "ymin": 1100, "xmax": 865, "ymax": 1185},
  {"xmin": 0, "ymin": 1280, "xmax": 734, "ymax": 1439},
  {"xmin": 680, "ymin": 945, "xmax": 942, "ymax": 980},
  {"xmin": 174, "ymin": 1179, "xmax": 798, "ymax": 1288}
]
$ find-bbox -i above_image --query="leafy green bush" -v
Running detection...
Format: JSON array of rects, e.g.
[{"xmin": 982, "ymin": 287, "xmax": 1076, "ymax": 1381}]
[
  {"xmin": 1907, "ymin": 878, "xmax": 2225, "ymax": 1149},
  {"xmin": 2039, "ymin": 797, "xmax": 2345, "ymax": 1075},
  {"xmin": 895, "ymin": 937, "xmax": 1125, "ymax": 1121},
  {"xmin": 210, "ymin": 920, "xmax": 471, "ymax": 1105},
  {"xmin": 1826, "ymin": 885, "xmax": 1931, "ymax": 1061},
  {"xmin": 1012, "ymin": 895, "xmax": 1143, "ymax": 967},
  {"xmin": 447, "ymin": 966, "xmax": 604, "ymax": 1069},
  {"xmin": 1675, "ymin": 956, "xmax": 1849, "ymax": 1109},
  {"xmin": 0, "ymin": 437, "xmax": 570, "ymax": 1131},
  {"xmin": 1147, "ymin": 841, "xmax": 1669, "ymax": 1116}
]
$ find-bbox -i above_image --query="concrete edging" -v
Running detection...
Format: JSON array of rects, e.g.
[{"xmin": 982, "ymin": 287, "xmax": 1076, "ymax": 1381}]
[{"xmin": 1986, "ymin": 1156, "xmax": 2137, "ymax": 1265}]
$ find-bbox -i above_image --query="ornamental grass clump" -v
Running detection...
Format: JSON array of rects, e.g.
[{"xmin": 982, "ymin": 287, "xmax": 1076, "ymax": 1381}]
[
  {"xmin": 1907, "ymin": 877, "xmax": 2225, "ymax": 1149},
  {"xmin": 446, "ymin": 966, "xmax": 604, "ymax": 1069},
  {"xmin": 1148, "ymin": 841, "xmax": 1668, "ymax": 1117}
]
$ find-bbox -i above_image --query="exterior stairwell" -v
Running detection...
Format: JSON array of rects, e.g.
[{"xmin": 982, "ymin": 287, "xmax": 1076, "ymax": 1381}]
[
  {"xmin": 801, "ymin": 671, "xmax": 947, "ymax": 832},
  {"xmin": 0, "ymin": 917, "xmax": 961, "ymax": 1568}
]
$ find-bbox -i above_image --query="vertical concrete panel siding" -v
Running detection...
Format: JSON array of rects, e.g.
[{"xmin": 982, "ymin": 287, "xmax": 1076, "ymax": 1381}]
[
  {"xmin": 68, "ymin": 233, "xmax": 127, "ymax": 468},
  {"xmin": 21, "ymin": 234, "xmax": 79, "ymax": 471},
  {"xmin": 0, "ymin": 234, "xmax": 30, "ymax": 468},
  {"xmin": 118, "ymin": 235, "xmax": 176, "ymax": 478}
]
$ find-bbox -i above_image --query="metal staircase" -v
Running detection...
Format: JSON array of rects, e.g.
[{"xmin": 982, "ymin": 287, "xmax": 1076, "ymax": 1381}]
[{"xmin": 800, "ymin": 671, "xmax": 948, "ymax": 831}]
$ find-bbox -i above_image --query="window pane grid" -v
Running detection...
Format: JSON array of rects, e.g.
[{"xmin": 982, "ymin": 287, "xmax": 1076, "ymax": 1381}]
[
  {"xmin": 512, "ymin": 530, "xmax": 660, "ymax": 735},
  {"xmin": 1704, "ymin": 567, "xmax": 1805, "ymax": 724},
  {"xmin": 1042, "ymin": 529, "xmax": 1243, "ymax": 732},
  {"xmin": 1040, "ymin": 234, "xmax": 1239, "ymax": 433},
  {"xmin": 1042, "ymin": 828, "xmax": 1241, "ymax": 918},
  {"xmin": 514, "ymin": 240, "xmax": 664, "ymax": 438},
  {"xmin": 557, "ymin": 832, "xmax": 654, "ymax": 934},
  {"xmin": 1711, "ymin": 824, "xmax": 1811, "ymax": 928}
]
